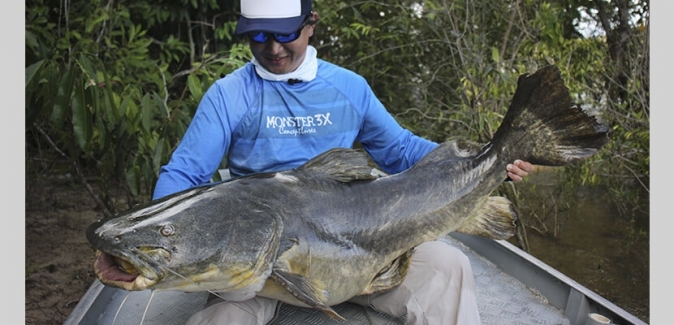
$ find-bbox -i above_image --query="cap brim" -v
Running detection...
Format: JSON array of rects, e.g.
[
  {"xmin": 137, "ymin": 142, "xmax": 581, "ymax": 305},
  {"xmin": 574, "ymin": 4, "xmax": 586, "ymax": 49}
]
[{"xmin": 235, "ymin": 15, "xmax": 306, "ymax": 35}]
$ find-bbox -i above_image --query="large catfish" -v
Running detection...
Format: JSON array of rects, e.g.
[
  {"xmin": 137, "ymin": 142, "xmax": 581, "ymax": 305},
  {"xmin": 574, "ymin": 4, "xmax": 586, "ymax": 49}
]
[{"xmin": 86, "ymin": 65, "xmax": 609, "ymax": 321}]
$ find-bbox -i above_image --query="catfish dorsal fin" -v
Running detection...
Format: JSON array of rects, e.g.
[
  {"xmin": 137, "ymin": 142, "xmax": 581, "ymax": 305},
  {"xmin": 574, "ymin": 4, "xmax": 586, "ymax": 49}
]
[
  {"xmin": 271, "ymin": 269, "xmax": 347, "ymax": 322},
  {"xmin": 299, "ymin": 148, "xmax": 381, "ymax": 183}
]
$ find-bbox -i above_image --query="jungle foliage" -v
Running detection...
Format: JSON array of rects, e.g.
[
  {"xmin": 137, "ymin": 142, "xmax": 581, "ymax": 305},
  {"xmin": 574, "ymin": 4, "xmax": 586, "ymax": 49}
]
[{"xmin": 26, "ymin": 0, "xmax": 649, "ymax": 235}]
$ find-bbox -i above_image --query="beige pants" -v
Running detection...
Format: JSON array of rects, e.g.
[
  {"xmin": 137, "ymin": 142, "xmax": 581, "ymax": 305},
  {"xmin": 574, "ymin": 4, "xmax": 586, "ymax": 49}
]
[{"xmin": 185, "ymin": 240, "xmax": 481, "ymax": 325}]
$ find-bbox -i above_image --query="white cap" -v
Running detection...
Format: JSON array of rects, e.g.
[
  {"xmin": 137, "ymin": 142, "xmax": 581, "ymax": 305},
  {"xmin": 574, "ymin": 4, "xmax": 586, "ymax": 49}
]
[{"xmin": 234, "ymin": 0, "xmax": 312, "ymax": 35}]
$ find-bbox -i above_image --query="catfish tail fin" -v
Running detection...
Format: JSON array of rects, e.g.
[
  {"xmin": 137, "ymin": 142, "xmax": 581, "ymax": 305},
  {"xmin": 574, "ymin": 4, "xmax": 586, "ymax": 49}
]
[{"xmin": 493, "ymin": 65, "xmax": 609, "ymax": 166}]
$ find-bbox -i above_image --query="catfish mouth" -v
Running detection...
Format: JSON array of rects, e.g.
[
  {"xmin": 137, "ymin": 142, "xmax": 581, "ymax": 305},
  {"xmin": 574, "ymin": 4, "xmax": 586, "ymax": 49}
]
[{"xmin": 93, "ymin": 248, "xmax": 170, "ymax": 291}]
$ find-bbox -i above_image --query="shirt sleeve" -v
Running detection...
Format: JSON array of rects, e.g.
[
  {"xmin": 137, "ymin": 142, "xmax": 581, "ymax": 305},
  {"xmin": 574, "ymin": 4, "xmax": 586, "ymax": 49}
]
[
  {"xmin": 355, "ymin": 80, "xmax": 438, "ymax": 174},
  {"xmin": 152, "ymin": 84, "xmax": 232, "ymax": 200}
]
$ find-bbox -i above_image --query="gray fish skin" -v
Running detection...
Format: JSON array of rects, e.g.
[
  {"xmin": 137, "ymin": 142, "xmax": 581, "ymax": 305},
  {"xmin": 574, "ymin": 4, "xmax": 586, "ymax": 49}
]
[{"xmin": 86, "ymin": 65, "xmax": 608, "ymax": 320}]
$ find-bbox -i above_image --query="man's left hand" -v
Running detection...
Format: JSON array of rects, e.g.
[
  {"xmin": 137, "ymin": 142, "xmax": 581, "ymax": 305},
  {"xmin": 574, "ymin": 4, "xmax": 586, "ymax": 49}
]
[{"xmin": 506, "ymin": 160, "xmax": 534, "ymax": 183}]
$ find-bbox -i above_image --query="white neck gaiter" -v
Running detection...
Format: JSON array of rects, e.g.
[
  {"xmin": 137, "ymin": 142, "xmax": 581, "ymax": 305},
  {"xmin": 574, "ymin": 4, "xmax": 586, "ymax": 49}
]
[{"xmin": 251, "ymin": 45, "xmax": 318, "ymax": 83}]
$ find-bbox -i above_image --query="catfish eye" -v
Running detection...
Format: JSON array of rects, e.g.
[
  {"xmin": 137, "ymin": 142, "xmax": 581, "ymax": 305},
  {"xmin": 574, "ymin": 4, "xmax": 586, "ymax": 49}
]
[{"xmin": 160, "ymin": 224, "xmax": 175, "ymax": 236}]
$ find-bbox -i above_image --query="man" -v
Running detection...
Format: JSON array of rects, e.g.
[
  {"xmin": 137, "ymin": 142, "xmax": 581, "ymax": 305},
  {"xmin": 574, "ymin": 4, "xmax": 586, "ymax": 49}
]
[{"xmin": 153, "ymin": 0, "xmax": 533, "ymax": 323}]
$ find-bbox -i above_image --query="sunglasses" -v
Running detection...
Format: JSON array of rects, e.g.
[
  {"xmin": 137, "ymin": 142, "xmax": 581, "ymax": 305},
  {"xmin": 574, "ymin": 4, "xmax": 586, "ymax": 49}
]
[{"xmin": 247, "ymin": 15, "xmax": 311, "ymax": 44}]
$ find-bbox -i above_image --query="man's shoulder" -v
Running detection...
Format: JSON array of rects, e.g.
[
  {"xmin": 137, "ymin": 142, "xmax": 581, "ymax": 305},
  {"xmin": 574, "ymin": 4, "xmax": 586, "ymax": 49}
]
[
  {"xmin": 212, "ymin": 63, "xmax": 256, "ymax": 87},
  {"xmin": 317, "ymin": 59, "xmax": 367, "ymax": 84},
  {"xmin": 200, "ymin": 63, "xmax": 258, "ymax": 103}
]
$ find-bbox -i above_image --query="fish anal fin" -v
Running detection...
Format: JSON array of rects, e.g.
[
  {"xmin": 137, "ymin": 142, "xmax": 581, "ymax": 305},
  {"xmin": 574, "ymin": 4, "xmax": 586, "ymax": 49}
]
[
  {"xmin": 361, "ymin": 248, "xmax": 414, "ymax": 295},
  {"xmin": 456, "ymin": 196, "xmax": 517, "ymax": 240},
  {"xmin": 270, "ymin": 269, "xmax": 346, "ymax": 322}
]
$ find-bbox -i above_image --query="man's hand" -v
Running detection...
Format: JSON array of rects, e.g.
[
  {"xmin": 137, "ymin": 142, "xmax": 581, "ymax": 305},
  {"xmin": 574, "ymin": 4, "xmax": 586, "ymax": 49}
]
[{"xmin": 506, "ymin": 160, "xmax": 534, "ymax": 183}]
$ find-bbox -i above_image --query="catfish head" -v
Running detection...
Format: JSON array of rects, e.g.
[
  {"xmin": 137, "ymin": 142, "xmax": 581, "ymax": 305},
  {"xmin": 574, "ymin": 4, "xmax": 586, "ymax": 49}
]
[{"xmin": 86, "ymin": 182, "xmax": 282, "ymax": 301}]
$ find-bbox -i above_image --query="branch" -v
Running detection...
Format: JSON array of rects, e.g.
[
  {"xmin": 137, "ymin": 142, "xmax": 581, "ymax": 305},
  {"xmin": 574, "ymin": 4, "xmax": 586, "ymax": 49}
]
[
  {"xmin": 95, "ymin": 0, "xmax": 115, "ymax": 44},
  {"xmin": 155, "ymin": 63, "xmax": 170, "ymax": 118},
  {"xmin": 33, "ymin": 124, "xmax": 113, "ymax": 219},
  {"xmin": 499, "ymin": 0, "xmax": 521, "ymax": 70}
]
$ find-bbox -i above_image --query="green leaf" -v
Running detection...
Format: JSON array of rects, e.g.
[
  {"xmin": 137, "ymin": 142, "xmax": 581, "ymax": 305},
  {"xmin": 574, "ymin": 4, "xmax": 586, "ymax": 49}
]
[
  {"xmin": 85, "ymin": 11, "xmax": 110, "ymax": 33},
  {"xmin": 140, "ymin": 93, "xmax": 153, "ymax": 133},
  {"xmin": 99, "ymin": 68, "xmax": 119, "ymax": 125},
  {"xmin": 52, "ymin": 67, "xmax": 76, "ymax": 129},
  {"xmin": 94, "ymin": 112, "xmax": 109, "ymax": 153},
  {"xmin": 118, "ymin": 94, "xmax": 130, "ymax": 121},
  {"xmin": 125, "ymin": 100, "xmax": 140, "ymax": 128},
  {"xmin": 152, "ymin": 137, "xmax": 165, "ymax": 175},
  {"xmin": 187, "ymin": 74, "xmax": 203, "ymax": 102},
  {"xmin": 126, "ymin": 163, "xmax": 141, "ymax": 197},
  {"xmin": 25, "ymin": 60, "xmax": 45, "ymax": 88},
  {"xmin": 101, "ymin": 88, "xmax": 116, "ymax": 128},
  {"xmin": 71, "ymin": 84, "xmax": 93, "ymax": 151},
  {"xmin": 491, "ymin": 47, "xmax": 500, "ymax": 64},
  {"xmin": 128, "ymin": 24, "xmax": 137, "ymax": 43},
  {"xmin": 76, "ymin": 54, "xmax": 99, "ymax": 84}
]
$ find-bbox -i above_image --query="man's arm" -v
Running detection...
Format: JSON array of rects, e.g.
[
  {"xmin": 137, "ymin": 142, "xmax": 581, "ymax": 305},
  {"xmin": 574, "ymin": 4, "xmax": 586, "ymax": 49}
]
[{"xmin": 152, "ymin": 86, "xmax": 232, "ymax": 200}]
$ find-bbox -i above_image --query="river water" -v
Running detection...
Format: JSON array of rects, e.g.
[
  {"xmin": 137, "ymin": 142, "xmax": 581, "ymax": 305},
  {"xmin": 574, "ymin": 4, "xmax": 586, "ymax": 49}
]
[{"xmin": 504, "ymin": 168, "xmax": 649, "ymax": 323}]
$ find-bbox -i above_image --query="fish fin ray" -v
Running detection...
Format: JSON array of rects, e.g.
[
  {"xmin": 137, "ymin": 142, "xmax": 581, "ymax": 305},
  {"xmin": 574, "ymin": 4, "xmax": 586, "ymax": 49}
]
[
  {"xmin": 270, "ymin": 269, "xmax": 346, "ymax": 322},
  {"xmin": 493, "ymin": 65, "xmax": 609, "ymax": 166},
  {"xmin": 361, "ymin": 248, "xmax": 414, "ymax": 295},
  {"xmin": 456, "ymin": 196, "xmax": 517, "ymax": 240},
  {"xmin": 299, "ymin": 148, "xmax": 380, "ymax": 182}
]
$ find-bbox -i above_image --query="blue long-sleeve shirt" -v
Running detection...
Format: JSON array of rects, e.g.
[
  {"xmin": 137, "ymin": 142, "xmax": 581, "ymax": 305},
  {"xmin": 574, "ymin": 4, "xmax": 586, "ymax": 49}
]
[{"xmin": 153, "ymin": 60, "xmax": 438, "ymax": 200}]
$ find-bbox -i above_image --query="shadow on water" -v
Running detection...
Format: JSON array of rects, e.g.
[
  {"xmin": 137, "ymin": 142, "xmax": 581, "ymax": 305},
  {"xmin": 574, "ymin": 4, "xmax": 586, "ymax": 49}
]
[{"xmin": 506, "ymin": 167, "xmax": 649, "ymax": 323}]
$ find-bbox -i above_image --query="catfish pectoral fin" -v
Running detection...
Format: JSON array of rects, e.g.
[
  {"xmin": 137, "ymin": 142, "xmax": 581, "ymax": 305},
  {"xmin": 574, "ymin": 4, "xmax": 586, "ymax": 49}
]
[
  {"xmin": 456, "ymin": 196, "xmax": 517, "ymax": 240},
  {"xmin": 270, "ymin": 269, "xmax": 346, "ymax": 322}
]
